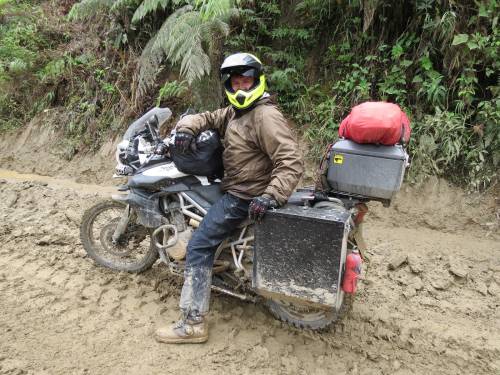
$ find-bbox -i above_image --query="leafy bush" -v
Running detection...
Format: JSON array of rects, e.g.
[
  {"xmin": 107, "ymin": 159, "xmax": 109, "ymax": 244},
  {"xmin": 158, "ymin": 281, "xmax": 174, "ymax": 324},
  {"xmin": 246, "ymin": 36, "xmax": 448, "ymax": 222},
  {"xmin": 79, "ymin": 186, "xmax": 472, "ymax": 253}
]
[
  {"xmin": 1, "ymin": 0, "xmax": 498, "ymax": 190},
  {"xmin": 0, "ymin": 1, "xmax": 53, "ymax": 130},
  {"xmin": 69, "ymin": 0, "xmax": 238, "ymax": 104},
  {"xmin": 0, "ymin": 1, "xmax": 127, "ymax": 156},
  {"xmin": 226, "ymin": 0, "xmax": 499, "ymax": 188}
]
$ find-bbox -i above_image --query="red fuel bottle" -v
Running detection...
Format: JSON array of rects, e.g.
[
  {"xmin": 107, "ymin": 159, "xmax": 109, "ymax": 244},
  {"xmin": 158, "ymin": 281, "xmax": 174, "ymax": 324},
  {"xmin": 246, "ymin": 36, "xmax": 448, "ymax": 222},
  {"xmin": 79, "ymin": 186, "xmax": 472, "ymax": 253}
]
[{"xmin": 342, "ymin": 249, "xmax": 362, "ymax": 294}]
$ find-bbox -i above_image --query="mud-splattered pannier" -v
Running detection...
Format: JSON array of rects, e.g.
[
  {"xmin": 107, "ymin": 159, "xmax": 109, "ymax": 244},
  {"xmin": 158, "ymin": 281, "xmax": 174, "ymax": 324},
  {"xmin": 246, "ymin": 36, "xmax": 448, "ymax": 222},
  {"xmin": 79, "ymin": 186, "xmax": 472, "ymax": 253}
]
[{"xmin": 253, "ymin": 205, "xmax": 350, "ymax": 309}]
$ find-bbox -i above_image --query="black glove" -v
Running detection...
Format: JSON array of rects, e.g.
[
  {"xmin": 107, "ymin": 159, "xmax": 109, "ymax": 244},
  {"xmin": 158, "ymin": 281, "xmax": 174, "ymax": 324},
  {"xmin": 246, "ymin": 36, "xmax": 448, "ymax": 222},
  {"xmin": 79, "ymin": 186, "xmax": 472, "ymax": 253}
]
[
  {"xmin": 174, "ymin": 132, "xmax": 194, "ymax": 154},
  {"xmin": 248, "ymin": 195, "xmax": 278, "ymax": 222},
  {"xmin": 154, "ymin": 141, "xmax": 168, "ymax": 155}
]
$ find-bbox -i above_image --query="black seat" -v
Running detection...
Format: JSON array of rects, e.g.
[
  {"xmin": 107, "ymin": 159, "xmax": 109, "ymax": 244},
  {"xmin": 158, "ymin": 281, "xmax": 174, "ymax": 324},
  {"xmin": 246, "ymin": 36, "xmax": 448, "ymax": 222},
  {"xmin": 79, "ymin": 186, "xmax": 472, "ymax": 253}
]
[
  {"xmin": 128, "ymin": 175, "xmax": 171, "ymax": 189},
  {"xmin": 191, "ymin": 183, "xmax": 224, "ymax": 205}
]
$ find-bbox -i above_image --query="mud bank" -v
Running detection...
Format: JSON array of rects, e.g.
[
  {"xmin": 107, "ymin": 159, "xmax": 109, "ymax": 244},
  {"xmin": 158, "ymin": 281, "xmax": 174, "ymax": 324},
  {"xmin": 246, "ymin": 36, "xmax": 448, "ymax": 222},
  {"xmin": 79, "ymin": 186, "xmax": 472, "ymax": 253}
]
[
  {"xmin": 0, "ymin": 172, "xmax": 498, "ymax": 375},
  {"xmin": 0, "ymin": 112, "xmax": 118, "ymax": 185}
]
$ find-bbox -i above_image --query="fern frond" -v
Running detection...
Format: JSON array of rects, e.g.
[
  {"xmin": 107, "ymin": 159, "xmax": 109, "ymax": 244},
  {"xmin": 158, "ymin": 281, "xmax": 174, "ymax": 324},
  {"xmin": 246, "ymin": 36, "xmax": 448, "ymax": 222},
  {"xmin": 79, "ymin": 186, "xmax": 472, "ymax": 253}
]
[
  {"xmin": 111, "ymin": 0, "xmax": 141, "ymax": 12},
  {"xmin": 162, "ymin": 11, "xmax": 211, "ymax": 83},
  {"xmin": 200, "ymin": 17, "xmax": 230, "ymax": 55},
  {"xmin": 37, "ymin": 58, "xmax": 67, "ymax": 83},
  {"xmin": 136, "ymin": 0, "xmax": 236, "ymax": 89},
  {"xmin": 8, "ymin": 58, "xmax": 28, "ymax": 74},
  {"xmin": 194, "ymin": 0, "xmax": 235, "ymax": 21},
  {"xmin": 156, "ymin": 79, "xmax": 188, "ymax": 105},
  {"xmin": 132, "ymin": 0, "xmax": 170, "ymax": 23},
  {"xmin": 136, "ymin": 32, "xmax": 164, "ymax": 97},
  {"xmin": 68, "ymin": 0, "xmax": 115, "ymax": 21},
  {"xmin": 135, "ymin": 5, "xmax": 192, "ymax": 96},
  {"xmin": 153, "ymin": 5, "xmax": 193, "ymax": 50},
  {"xmin": 153, "ymin": 5, "xmax": 233, "ymax": 84},
  {"xmin": 180, "ymin": 50, "xmax": 210, "ymax": 84}
]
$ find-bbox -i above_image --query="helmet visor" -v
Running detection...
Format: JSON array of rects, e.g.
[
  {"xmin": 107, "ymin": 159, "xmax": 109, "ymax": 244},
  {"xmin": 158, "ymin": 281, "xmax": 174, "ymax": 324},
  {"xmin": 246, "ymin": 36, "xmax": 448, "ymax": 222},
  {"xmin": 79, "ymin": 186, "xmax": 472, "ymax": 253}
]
[{"xmin": 222, "ymin": 67, "xmax": 260, "ymax": 93}]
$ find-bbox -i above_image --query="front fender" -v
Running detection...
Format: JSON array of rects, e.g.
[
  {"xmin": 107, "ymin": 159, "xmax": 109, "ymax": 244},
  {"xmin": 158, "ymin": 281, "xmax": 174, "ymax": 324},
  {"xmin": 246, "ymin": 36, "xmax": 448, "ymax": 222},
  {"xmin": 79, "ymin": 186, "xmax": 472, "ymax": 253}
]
[{"xmin": 112, "ymin": 190, "xmax": 164, "ymax": 228}]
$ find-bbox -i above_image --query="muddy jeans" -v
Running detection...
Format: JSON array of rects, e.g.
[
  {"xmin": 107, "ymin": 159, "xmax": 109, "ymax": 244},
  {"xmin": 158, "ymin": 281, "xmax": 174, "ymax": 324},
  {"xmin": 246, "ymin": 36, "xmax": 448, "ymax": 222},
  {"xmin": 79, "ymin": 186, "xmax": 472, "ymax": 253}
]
[{"xmin": 179, "ymin": 192, "xmax": 250, "ymax": 317}]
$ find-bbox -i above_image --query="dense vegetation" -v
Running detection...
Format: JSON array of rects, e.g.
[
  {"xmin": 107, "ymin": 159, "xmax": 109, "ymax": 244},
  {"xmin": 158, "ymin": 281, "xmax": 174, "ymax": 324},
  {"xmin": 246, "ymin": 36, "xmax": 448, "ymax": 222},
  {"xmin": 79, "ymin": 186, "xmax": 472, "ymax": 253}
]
[{"xmin": 0, "ymin": 0, "xmax": 498, "ymax": 189}]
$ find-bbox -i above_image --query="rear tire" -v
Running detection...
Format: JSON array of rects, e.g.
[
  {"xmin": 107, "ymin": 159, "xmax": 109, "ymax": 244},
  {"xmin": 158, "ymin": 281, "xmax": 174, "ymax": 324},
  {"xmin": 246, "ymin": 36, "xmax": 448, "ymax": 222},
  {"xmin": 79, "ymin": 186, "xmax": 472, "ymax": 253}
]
[
  {"xmin": 266, "ymin": 293, "xmax": 353, "ymax": 330},
  {"xmin": 80, "ymin": 200, "xmax": 159, "ymax": 273}
]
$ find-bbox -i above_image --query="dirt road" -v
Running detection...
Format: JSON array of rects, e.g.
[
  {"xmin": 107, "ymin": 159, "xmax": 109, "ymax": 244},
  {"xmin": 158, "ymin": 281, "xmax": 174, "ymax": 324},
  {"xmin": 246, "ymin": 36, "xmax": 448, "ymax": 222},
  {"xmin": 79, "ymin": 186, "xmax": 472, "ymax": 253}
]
[{"xmin": 0, "ymin": 170, "xmax": 499, "ymax": 375}]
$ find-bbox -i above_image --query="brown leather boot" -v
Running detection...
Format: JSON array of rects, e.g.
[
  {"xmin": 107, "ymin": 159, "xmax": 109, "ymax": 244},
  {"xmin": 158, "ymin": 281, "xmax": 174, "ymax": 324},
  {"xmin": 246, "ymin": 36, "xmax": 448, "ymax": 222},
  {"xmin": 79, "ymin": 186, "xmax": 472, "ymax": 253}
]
[{"xmin": 155, "ymin": 316, "xmax": 208, "ymax": 344}]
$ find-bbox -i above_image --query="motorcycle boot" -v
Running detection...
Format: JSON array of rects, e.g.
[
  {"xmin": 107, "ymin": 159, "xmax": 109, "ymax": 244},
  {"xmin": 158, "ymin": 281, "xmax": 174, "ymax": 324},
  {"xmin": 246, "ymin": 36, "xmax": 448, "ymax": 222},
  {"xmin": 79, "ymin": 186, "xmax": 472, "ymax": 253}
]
[
  {"xmin": 155, "ymin": 266, "xmax": 212, "ymax": 344},
  {"xmin": 155, "ymin": 312, "xmax": 208, "ymax": 344}
]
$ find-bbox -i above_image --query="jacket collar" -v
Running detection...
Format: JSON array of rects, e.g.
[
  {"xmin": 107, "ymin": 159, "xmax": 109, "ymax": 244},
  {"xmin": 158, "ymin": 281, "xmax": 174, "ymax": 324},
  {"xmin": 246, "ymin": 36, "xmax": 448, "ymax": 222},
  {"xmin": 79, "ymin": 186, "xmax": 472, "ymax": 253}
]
[{"xmin": 234, "ymin": 93, "xmax": 272, "ymax": 116}]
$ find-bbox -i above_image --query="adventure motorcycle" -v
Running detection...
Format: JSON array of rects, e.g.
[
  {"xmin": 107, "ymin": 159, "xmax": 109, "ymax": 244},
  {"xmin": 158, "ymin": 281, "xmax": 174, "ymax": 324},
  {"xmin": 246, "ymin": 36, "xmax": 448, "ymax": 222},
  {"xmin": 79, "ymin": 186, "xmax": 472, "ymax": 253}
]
[{"xmin": 80, "ymin": 107, "xmax": 370, "ymax": 330}]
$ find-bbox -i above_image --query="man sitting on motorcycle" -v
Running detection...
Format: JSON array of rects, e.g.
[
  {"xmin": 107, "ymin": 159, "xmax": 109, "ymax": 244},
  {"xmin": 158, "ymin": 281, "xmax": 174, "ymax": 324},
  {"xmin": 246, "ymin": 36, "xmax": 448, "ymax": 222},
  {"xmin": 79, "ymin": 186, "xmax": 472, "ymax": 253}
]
[{"xmin": 155, "ymin": 52, "xmax": 303, "ymax": 344}]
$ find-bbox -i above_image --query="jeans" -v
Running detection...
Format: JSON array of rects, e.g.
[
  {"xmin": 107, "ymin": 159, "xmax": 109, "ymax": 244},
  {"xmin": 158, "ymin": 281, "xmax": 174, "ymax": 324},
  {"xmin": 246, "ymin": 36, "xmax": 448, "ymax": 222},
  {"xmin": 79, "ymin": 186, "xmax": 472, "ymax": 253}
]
[{"xmin": 179, "ymin": 192, "xmax": 250, "ymax": 316}]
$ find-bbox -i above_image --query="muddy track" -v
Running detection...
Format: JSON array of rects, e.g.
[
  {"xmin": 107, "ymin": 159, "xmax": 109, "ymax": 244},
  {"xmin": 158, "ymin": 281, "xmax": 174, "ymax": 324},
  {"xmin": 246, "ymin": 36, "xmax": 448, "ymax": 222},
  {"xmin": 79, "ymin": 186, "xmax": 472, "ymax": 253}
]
[{"xmin": 0, "ymin": 171, "xmax": 499, "ymax": 375}]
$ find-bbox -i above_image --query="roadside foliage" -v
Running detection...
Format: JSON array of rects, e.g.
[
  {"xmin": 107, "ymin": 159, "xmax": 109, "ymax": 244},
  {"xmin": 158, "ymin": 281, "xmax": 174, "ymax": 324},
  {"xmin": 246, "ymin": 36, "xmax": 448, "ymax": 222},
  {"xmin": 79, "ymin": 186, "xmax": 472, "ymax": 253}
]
[{"xmin": 0, "ymin": 0, "xmax": 498, "ymax": 189}]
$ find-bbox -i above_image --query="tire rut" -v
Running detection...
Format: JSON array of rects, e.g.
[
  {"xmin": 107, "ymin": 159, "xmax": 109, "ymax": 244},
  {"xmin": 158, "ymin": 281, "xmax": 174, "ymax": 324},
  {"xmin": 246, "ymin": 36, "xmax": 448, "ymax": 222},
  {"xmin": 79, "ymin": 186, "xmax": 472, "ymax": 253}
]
[{"xmin": 0, "ymin": 174, "xmax": 499, "ymax": 375}]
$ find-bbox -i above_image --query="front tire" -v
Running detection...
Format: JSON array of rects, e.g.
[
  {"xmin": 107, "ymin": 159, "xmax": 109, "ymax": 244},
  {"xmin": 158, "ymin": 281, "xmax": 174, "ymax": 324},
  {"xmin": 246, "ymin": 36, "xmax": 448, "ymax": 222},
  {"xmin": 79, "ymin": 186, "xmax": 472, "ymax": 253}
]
[{"xmin": 80, "ymin": 200, "xmax": 159, "ymax": 273}]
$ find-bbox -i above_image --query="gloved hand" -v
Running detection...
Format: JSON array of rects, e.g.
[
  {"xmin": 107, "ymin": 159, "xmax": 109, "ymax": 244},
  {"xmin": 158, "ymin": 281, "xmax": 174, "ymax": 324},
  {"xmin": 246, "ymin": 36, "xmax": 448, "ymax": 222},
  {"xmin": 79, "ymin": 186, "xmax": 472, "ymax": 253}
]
[
  {"xmin": 174, "ymin": 132, "xmax": 194, "ymax": 154},
  {"xmin": 154, "ymin": 141, "xmax": 168, "ymax": 155},
  {"xmin": 248, "ymin": 195, "xmax": 278, "ymax": 222},
  {"xmin": 115, "ymin": 163, "xmax": 133, "ymax": 176}
]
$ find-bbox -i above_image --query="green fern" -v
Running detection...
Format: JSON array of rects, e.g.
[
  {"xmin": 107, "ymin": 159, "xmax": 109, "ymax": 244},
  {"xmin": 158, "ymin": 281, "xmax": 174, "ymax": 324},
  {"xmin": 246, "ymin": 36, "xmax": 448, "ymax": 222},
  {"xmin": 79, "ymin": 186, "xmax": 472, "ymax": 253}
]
[
  {"xmin": 69, "ymin": 0, "xmax": 235, "ymax": 93},
  {"xmin": 68, "ymin": 0, "xmax": 115, "ymax": 21},
  {"xmin": 8, "ymin": 58, "xmax": 28, "ymax": 74},
  {"xmin": 38, "ymin": 59, "xmax": 64, "ymax": 82},
  {"xmin": 111, "ymin": 0, "xmax": 141, "ymax": 12},
  {"xmin": 158, "ymin": 3, "xmax": 233, "ymax": 80},
  {"xmin": 136, "ymin": 0, "xmax": 234, "ymax": 94},
  {"xmin": 136, "ymin": 32, "xmax": 164, "ymax": 98},
  {"xmin": 131, "ymin": 0, "xmax": 170, "ymax": 23},
  {"xmin": 156, "ymin": 79, "xmax": 188, "ymax": 105},
  {"xmin": 195, "ymin": 0, "xmax": 236, "ymax": 21},
  {"xmin": 156, "ymin": 10, "xmax": 212, "ymax": 84},
  {"xmin": 134, "ymin": 5, "xmax": 192, "ymax": 98}
]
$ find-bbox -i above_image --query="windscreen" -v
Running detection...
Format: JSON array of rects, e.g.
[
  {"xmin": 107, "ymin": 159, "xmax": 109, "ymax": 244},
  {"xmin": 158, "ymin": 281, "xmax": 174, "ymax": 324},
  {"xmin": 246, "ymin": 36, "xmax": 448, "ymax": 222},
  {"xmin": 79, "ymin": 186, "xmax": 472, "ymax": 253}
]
[{"xmin": 123, "ymin": 107, "xmax": 172, "ymax": 141}]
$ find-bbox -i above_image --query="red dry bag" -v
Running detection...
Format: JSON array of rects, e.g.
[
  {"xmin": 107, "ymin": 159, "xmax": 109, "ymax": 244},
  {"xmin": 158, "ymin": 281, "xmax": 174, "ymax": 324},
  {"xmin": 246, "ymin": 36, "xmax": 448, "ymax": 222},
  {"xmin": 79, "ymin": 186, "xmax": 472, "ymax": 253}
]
[{"xmin": 338, "ymin": 102, "xmax": 411, "ymax": 145}]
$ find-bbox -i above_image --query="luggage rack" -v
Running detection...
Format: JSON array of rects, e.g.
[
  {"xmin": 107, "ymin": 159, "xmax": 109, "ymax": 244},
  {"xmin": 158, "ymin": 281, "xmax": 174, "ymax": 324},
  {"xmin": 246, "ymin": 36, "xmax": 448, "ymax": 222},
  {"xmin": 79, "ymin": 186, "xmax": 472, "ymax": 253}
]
[
  {"xmin": 292, "ymin": 186, "xmax": 388, "ymax": 207},
  {"xmin": 292, "ymin": 186, "xmax": 376, "ymax": 207},
  {"xmin": 328, "ymin": 189, "xmax": 389, "ymax": 207}
]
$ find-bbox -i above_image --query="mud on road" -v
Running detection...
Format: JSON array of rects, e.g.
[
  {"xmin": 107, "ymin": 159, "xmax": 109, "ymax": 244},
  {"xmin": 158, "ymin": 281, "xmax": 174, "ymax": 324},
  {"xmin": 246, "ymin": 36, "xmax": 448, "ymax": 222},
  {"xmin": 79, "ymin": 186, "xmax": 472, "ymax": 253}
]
[{"xmin": 0, "ymin": 172, "xmax": 499, "ymax": 375}]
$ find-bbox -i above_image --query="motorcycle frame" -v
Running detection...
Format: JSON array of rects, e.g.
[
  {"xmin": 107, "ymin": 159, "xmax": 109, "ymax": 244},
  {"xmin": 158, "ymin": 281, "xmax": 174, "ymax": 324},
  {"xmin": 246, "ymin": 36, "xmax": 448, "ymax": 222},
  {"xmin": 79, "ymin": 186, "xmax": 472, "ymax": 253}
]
[{"xmin": 156, "ymin": 192, "xmax": 254, "ymax": 274}]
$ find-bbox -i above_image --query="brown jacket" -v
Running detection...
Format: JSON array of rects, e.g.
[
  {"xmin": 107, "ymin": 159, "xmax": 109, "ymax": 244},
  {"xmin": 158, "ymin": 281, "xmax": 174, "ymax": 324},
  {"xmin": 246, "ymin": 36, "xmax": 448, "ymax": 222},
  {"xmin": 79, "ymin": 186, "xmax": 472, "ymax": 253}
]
[{"xmin": 176, "ymin": 97, "xmax": 303, "ymax": 205}]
